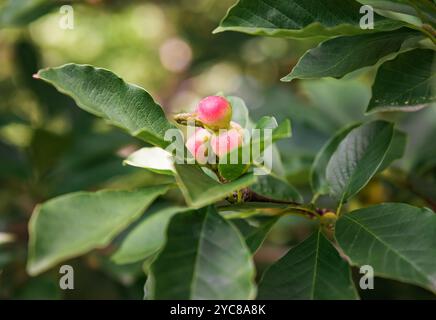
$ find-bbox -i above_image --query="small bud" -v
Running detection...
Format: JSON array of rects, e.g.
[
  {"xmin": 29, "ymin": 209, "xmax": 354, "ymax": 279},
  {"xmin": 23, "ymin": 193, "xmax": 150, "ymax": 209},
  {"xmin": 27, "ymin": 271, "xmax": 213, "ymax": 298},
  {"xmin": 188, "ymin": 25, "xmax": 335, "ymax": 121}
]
[
  {"xmin": 197, "ymin": 96, "xmax": 232, "ymax": 130},
  {"xmin": 211, "ymin": 122, "xmax": 244, "ymax": 157},
  {"xmin": 185, "ymin": 128, "xmax": 211, "ymax": 164},
  {"xmin": 320, "ymin": 211, "xmax": 337, "ymax": 228}
]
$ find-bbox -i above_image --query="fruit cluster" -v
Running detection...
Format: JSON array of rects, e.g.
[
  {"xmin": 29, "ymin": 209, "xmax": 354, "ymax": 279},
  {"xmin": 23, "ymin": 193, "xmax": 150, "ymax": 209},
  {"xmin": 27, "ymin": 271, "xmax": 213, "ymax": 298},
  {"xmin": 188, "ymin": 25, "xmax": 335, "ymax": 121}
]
[{"xmin": 185, "ymin": 96, "xmax": 244, "ymax": 164}]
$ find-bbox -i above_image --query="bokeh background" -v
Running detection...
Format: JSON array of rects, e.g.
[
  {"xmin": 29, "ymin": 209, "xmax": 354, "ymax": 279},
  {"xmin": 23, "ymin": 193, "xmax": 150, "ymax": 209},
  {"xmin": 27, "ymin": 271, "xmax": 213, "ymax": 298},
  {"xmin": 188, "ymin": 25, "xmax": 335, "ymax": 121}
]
[{"xmin": 1, "ymin": 0, "xmax": 435, "ymax": 299}]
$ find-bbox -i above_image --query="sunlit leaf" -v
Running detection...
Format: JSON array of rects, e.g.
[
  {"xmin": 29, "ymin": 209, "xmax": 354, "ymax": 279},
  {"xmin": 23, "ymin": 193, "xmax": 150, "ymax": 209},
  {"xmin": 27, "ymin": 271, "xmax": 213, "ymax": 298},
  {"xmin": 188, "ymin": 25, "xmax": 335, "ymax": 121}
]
[{"xmin": 36, "ymin": 64, "xmax": 176, "ymax": 148}]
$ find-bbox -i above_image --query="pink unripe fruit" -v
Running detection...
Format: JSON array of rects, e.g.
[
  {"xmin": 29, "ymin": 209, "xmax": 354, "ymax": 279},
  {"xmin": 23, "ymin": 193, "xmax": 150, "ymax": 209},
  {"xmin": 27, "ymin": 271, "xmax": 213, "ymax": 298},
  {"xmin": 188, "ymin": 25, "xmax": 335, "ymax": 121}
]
[
  {"xmin": 211, "ymin": 122, "xmax": 244, "ymax": 157},
  {"xmin": 197, "ymin": 96, "xmax": 232, "ymax": 130},
  {"xmin": 185, "ymin": 128, "xmax": 211, "ymax": 164}
]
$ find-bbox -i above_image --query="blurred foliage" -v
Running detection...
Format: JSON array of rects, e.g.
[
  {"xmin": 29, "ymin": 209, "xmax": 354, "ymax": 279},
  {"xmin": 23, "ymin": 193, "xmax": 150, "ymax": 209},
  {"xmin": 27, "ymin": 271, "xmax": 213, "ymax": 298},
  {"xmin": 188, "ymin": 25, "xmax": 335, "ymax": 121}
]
[{"xmin": 0, "ymin": 0, "xmax": 435, "ymax": 299}]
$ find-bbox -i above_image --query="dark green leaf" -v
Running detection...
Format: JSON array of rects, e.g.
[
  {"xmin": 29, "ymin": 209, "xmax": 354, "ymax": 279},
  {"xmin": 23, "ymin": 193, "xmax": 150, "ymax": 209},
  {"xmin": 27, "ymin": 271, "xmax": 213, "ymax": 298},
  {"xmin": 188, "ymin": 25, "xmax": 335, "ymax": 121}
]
[
  {"xmin": 36, "ymin": 64, "xmax": 176, "ymax": 148},
  {"xmin": 215, "ymin": 0, "xmax": 403, "ymax": 38},
  {"xmin": 326, "ymin": 121, "xmax": 394, "ymax": 203},
  {"xmin": 148, "ymin": 206, "xmax": 256, "ymax": 299},
  {"xmin": 311, "ymin": 123, "xmax": 360, "ymax": 195},
  {"xmin": 258, "ymin": 230, "xmax": 358, "ymax": 299},
  {"xmin": 231, "ymin": 217, "xmax": 278, "ymax": 253},
  {"xmin": 283, "ymin": 29, "xmax": 421, "ymax": 81},
  {"xmin": 367, "ymin": 49, "xmax": 436, "ymax": 113},
  {"xmin": 336, "ymin": 203, "xmax": 436, "ymax": 293},
  {"xmin": 251, "ymin": 175, "xmax": 302, "ymax": 203},
  {"xmin": 0, "ymin": 0, "xmax": 64, "ymax": 27},
  {"xmin": 377, "ymin": 129, "xmax": 407, "ymax": 172}
]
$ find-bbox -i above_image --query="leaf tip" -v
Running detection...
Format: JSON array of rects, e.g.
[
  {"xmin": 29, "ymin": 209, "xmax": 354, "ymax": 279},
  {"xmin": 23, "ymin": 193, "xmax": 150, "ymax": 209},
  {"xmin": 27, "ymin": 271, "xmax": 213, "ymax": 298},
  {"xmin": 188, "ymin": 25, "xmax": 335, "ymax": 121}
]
[
  {"xmin": 212, "ymin": 26, "xmax": 225, "ymax": 34},
  {"xmin": 280, "ymin": 75, "xmax": 293, "ymax": 82}
]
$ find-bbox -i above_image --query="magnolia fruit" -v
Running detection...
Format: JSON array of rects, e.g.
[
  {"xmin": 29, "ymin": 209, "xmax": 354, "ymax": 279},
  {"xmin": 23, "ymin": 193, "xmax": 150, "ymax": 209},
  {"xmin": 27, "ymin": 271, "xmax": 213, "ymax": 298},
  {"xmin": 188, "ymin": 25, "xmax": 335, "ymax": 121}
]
[
  {"xmin": 185, "ymin": 127, "xmax": 212, "ymax": 164},
  {"xmin": 211, "ymin": 122, "xmax": 244, "ymax": 157},
  {"xmin": 197, "ymin": 96, "xmax": 232, "ymax": 130}
]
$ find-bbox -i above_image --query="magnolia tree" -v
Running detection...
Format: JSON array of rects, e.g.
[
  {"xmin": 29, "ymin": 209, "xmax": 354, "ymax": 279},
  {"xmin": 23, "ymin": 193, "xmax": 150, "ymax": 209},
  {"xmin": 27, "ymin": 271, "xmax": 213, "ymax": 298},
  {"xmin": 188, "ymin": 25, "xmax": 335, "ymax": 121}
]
[{"xmin": 25, "ymin": 0, "xmax": 436, "ymax": 299}]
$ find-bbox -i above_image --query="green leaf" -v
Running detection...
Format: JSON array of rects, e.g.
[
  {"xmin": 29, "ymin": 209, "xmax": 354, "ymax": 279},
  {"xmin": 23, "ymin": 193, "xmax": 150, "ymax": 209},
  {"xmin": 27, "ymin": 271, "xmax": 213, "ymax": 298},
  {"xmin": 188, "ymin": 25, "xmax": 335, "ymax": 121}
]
[
  {"xmin": 377, "ymin": 129, "xmax": 407, "ymax": 172},
  {"xmin": 336, "ymin": 203, "xmax": 436, "ymax": 293},
  {"xmin": 35, "ymin": 64, "xmax": 176, "ymax": 148},
  {"xmin": 258, "ymin": 229, "xmax": 358, "ymax": 299},
  {"xmin": 174, "ymin": 163, "xmax": 257, "ymax": 208},
  {"xmin": 218, "ymin": 118, "xmax": 291, "ymax": 181},
  {"xmin": 283, "ymin": 29, "xmax": 421, "ymax": 81},
  {"xmin": 231, "ymin": 217, "xmax": 278, "ymax": 253},
  {"xmin": 148, "ymin": 206, "xmax": 256, "ymax": 299},
  {"xmin": 228, "ymin": 95, "xmax": 251, "ymax": 129},
  {"xmin": 251, "ymin": 175, "xmax": 302, "ymax": 203},
  {"xmin": 356, "ymin": 0, "xmax": 436, "ymax": 27},
  {"xmin": 0, "ymin": 0, "xmax": 63, "ymax": 27},
  {"xmin": 367, "ymin": 49, "xmax": 436, "ymax": 113},
  {"xmin": 326, "ymin": 121, "xmax": 394, "ymax": 203},
  {"xmin": 215, "ymin": 0, "xmax": 403, "ymax": 38},
  {"xmin": 112, "ymin": 203, "xmax": 189, "ymax": 264},
  {"xmin": 311, "ymin": 123, "xmax": 360, "ymax": 195},
  {"xmin": 123, "ymin": 147, "xmax": 175, "ymax": 175},
  {"xmin": 27, "ymin": 186, "xmax": 169, "ymax": 275}
]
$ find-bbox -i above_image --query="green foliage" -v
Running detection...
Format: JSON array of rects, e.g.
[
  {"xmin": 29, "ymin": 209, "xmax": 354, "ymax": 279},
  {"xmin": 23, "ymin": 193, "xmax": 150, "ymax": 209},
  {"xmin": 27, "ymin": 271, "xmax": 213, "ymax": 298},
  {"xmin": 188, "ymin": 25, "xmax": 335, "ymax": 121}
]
[
  {"xmin": 336, "ymin": 203, "xmax": 436, "ymax": 293},
  {"xmin": 1, "ymin": 0, "xmax": 435, "ymax": 301},
  {"xmin": 216, "ymin": 0, "xmax": 436, "ymax": 112},
  {"xmin": 36, "ymin": 64, "xmax": 176, "ymax": 148},
  {"xmin": 0, "ymin": 0, "xmax": 63, "ymax": 27},
  {"xmin": 367, "ymin": 49, "xmax": 436, "ymax": 112},
  {"xmin": 282, "ymin": 29, "xmax": 422, "ymax": 81},
  {"xmin": 215, "ymin": 0, "xmax": 403, "ymax": 38},
  {"xmin": 258, "ymin": 230, "xmax": 358, "ymax": 299},
  {"xmin": 326, "ymin": 121, "xmax": 395, "ymax": 204},
  {"xmin": 148, "ymin": 206, "xmax": 256, "ymax": 299},
  {"xmin": 27, "ymin": 186, "xmax": 170, "ymax": 275}
]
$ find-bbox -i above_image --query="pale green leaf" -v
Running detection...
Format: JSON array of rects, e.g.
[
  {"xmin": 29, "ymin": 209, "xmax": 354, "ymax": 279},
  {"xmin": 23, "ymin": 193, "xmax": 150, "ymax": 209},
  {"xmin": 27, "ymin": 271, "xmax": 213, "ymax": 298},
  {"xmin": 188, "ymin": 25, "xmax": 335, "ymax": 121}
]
[
  {"xmin": 27, "ymin": 185, "xmax": 169, "ymax": 275},
  {"xmin": 123, "ymin": 147, "xmax": 175, "ymax": 175},
  {"xmin": 112, "ymin": 203, "xmax": 189, "ymax": 264},
  {"xmin": 218, "ymin": 117, "xmax": 291, "ymax": 181},
  {"xmin": 174, "ymin": 163, "xmax": 257, "ymax": 208}
]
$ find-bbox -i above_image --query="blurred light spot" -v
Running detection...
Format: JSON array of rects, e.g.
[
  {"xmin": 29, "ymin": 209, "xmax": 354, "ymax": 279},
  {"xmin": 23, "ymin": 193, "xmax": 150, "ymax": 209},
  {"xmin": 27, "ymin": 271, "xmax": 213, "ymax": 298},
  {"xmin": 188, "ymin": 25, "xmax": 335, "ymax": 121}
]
[
  {"xmin": 117, "ymin": 144, "xmax": 139, "ymax": 158},
  {"xmin": 169, "ymin": 90, "xmax": 202, "ymax": 113},
  {"xmin": 0, "ymin": 123, "xmax": 33, "ymax": 148},
  {"xmin": 258, "ymin": 38, "xmax": 289, "ymax": 58},
  {"xmin": 241, "ymin": 39, "xmax": 265, "ymax": 64},
  {"xmin": 159, "ymin": 38, "xmax": 192, "ymax": 73},
  {"xmin": 192, "ymin": 62, "xmax": 241, "ymax": 94},
  {"xmin": 0, "ymin": 232, "xmax": 15, "ymax": 245},
  {"xmin": 131, "ymin": 4, "xmax": 166, "ymax": 40}
]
